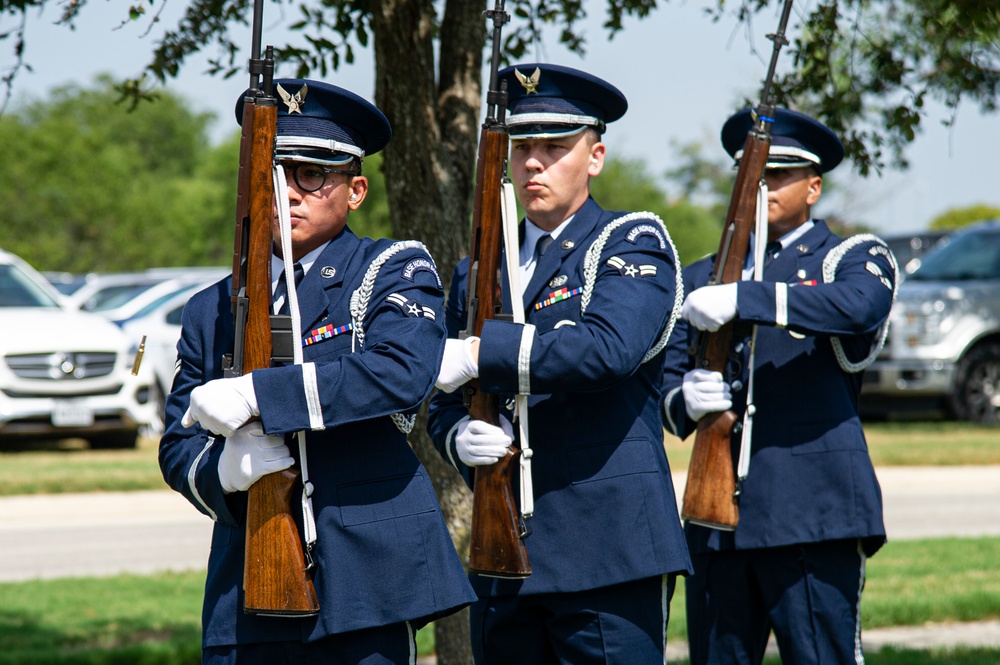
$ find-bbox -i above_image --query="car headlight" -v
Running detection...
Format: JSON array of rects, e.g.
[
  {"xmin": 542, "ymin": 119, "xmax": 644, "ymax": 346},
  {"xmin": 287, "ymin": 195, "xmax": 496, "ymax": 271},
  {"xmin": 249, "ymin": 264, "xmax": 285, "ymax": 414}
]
[{"xmin": 900, "ymin": 288, "xmax": 965, "ymax": 347}]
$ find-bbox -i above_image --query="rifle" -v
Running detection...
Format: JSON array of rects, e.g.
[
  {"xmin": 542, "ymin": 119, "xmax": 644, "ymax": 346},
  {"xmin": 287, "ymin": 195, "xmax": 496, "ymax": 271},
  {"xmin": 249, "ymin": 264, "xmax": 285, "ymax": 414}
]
[
  {"xmin": 225, "ymin": 0, "xmax": 319, "ymax": 616},
  {"xmin": 461, "ymin": 0, "xmax": 531, "ymax": 579},
  {"xmin": 682, "ymin": 0, "xmax": 795, "ymax": 531}
]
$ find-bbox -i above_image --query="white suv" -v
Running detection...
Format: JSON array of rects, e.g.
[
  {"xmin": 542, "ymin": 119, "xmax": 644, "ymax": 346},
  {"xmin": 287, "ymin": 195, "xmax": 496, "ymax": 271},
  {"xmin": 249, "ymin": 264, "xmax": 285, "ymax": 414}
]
[{"xmin": 0, "ymin": 249, "xmax": 157, "ymax": 448}]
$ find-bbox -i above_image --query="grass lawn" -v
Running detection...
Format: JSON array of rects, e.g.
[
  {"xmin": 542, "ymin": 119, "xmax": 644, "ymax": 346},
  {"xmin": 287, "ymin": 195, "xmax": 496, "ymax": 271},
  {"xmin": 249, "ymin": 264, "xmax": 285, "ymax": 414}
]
[{"xmin": 1, "ymin": 421, "xmax": 997, "ymax": 496}]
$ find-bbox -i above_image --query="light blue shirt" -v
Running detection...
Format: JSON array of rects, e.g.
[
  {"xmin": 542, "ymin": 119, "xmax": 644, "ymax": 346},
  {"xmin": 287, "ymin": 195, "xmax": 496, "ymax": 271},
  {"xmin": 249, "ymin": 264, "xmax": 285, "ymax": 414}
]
[{"xmin": 520, "ymin": 215, "xmax": 574, "ymax": 286}]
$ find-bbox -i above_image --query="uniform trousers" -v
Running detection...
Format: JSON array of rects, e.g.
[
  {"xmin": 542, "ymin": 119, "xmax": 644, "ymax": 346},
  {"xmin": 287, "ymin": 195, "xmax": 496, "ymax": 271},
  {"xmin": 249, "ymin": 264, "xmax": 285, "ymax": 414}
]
[
  {"xmin": 470, "ymin": 574, "xmax": 676, "ymax": 665},
  {"xmin": 685, "ymin": 538, "xmax": 867, "ymax": 665},
  {"xmin": 202, "ymin": 621, "xmax": 416, "ymax": 665}
]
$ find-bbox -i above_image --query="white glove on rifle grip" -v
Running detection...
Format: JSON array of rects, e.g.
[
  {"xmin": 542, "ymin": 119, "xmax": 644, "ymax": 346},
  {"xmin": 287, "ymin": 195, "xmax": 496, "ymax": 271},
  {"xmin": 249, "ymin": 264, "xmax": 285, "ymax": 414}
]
[
  {"xmin": 218, "ymin": 422, "xmax": 294, "ymax": 494},
  {"xmin": 182, "ymin": 373, "xmax": 259, "ymax": 437},
  {"xmin": 436, "ymin": 336, "xmax": 479, "ymax": 393},
  {"xmin": 455, "ymin": 416, "xmax": 514, "ymax": 467},
  {"xmin": 682, "ymin": 283, "xmax": 739, "ymax": 332},
  {"xmin": 682, "ymin": 369, "xmax": 733, "ymax": 422}
]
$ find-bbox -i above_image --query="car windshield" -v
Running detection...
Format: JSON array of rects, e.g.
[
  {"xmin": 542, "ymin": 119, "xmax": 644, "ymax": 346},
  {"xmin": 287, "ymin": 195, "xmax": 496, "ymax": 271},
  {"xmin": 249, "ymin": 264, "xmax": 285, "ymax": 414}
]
[
  {"xmin": 127, "ymin": 285, "xmax": 195, "ymax": 321},
  {"xmin": 909, "ymin": 228, "xmax": 1000, "ymax": 282},
  {"xmin": 0, "ymin": 264, "xmax": 62, "ymax": 308},
  {"xmin": 84, "ymin": 283, "xmax": 161, "ymax": 312}
]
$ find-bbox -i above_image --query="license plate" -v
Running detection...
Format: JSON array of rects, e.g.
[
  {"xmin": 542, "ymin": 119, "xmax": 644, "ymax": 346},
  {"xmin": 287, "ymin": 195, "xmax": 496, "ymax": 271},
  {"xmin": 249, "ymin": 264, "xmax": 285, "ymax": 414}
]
[{"xmin": 52, "ymin": 400, "xmax": 94, "ymax": 427}]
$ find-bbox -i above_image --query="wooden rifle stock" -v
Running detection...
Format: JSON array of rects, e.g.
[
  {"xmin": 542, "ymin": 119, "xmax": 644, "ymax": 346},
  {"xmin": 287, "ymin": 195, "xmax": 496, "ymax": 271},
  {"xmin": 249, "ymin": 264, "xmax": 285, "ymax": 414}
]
[
  {"xmin": 463, "ymin": 0, "xmax": 530, "ymax": 579},
  {"xmin": 682, "ymin": 0, "xmax": 795, "ymax": 530},
  {"xmin": 682, "ymin": 132, "xmax": 770, "ymax": 531},
  {"xmin": 228, "ymin": 25, "xmax": 319, "ymax": 616}
]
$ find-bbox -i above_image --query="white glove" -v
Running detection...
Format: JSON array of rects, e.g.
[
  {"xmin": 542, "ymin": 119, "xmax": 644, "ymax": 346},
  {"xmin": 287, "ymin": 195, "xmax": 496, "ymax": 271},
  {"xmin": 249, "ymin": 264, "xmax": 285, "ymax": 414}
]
[
  {"xmin": 436, "ymin": 337, "xmax": 479, "ymax": 393},
  {"xmin": 182, "ymin": 373, "xmax": 259, "ymax": 437},
  {"xmin": 217, "ymin": 422, "xmax": 294, "ymax": 494},
  {"xmin": 682, "ymin": 369, "xmax": 733, "ymax": 422},
  {"xmin": 682, "ymin": 283, "xmax": 739, "ymax": 332},
  {"xmin": 455, "ymin": 416, "xmax": 514, "ymax": 467}
]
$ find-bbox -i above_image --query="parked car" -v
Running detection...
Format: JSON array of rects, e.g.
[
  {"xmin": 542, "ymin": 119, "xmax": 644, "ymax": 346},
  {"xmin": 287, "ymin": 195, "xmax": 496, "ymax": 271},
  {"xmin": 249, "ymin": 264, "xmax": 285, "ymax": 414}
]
[
  {"xmin": 65, "ymin": 267, "xmax": 227, "ymax": 325},
  {"xmin": 120, "ymin": 280, "xmax": 218, "ymax": 423},
  {"xmin": 881, "ymin": 230, "xmax": 951, "ymax": 276},
  {"xmin": 41, "ymin": 271, "xmax": 89, "ymax": 296},
  {"xmin": 0, "ymin": 249, "xmax": 158, "ymax": 448},
  {"xmin": 861, "ymin": 220, "xmax": 1000, "ymax": 423},
  {"xmin": 63, "ymin": 271, "xmax": 167, "ymax": 313}
]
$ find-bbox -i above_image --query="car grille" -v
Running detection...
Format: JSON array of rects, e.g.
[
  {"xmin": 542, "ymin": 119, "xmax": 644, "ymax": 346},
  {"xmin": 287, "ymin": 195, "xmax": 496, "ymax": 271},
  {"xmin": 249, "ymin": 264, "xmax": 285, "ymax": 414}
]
[
  {"xmin": 1, "ymin": 384, "xmax": 124, "ymax": 398},
  {"xmin": 4, "ymin": 352, "xmax": 117, "ymax": 380}
]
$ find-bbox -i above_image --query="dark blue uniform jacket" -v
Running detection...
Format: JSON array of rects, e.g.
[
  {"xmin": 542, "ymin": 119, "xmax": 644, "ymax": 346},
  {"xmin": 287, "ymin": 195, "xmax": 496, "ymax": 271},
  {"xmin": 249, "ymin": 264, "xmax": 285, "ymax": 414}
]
[
  {"xmin": 160, "ymin": 228, "xmax": 475, "ymax": 648},
  {"xmin": 428, "ymin": 197, "xmax": 693, "ymax": 597},
  {"xmin": 661, "ymin": 221, "xmax": 894, "ymax": 556}
]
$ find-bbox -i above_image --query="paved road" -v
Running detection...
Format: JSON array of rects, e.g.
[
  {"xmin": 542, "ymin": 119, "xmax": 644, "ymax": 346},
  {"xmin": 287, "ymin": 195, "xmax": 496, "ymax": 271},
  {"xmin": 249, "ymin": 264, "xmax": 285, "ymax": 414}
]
[
  {"xmin": 0, "ymin": 489, "xmax": 212, "ymax": 581},
  {"xmin": 1, "ymin": 465, "xmax": 998, "ymax": 582}
]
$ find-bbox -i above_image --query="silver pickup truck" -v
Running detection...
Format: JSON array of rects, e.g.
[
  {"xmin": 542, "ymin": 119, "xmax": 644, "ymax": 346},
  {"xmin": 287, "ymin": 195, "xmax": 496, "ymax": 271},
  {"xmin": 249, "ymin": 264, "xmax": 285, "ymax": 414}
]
[{"xmin": 861, "ymin": 220, "xmax": 1000, "ymax": 423}]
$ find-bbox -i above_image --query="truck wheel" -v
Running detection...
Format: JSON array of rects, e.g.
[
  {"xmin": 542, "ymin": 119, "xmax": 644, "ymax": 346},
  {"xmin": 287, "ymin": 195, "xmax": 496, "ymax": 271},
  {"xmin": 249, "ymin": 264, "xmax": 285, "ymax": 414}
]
[{"xmin": 950, "ymin": 342, "xmax": 1000, "ymax": 423}]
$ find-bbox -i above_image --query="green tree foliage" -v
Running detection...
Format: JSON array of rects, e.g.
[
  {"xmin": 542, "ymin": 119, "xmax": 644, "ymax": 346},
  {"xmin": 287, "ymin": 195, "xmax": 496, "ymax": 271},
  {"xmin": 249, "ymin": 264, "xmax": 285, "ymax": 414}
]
[
  {"xmin": 349, "ymin": 152, "xmax": 392, "ymax": 241},
  {"xmin": 0, "ymin": 75, "xmax": 234, "ymax": 271},
  {"xmin": 4, "ymin": 1, "xmax": 993, "ymax": 176},
  {"xmin": 771, "ymin": 0, "xmax": 999, "ymax": 175},
  {"xmin": 930, "ymin": 204, "xmax": 1000, "ymax": 230},
  {"xmin": 590, "ymin": 155, "xmax": 721, "ymax": 265}
]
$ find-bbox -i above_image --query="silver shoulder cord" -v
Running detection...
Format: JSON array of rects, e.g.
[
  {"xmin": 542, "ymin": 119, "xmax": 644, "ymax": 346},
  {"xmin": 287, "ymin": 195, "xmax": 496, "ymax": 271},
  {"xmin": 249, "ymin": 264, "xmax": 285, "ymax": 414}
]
[
  {"xmin": 578, "ymin": 211, "xmax": 683, "ymax": 363},
  {"xmin": 736, "ymin": 179, "xmax": 770, "ymax": 493},
  {"xmin": 272, "ymin": 165, "xmax": 319, "ymax": 559},
  {"xmin": 822, "ymin": 234, "xmax": 899, "ymax": 372},
  {"xmin": 500, "ymin": 180, "xmax": 534, "ymax": 518}
]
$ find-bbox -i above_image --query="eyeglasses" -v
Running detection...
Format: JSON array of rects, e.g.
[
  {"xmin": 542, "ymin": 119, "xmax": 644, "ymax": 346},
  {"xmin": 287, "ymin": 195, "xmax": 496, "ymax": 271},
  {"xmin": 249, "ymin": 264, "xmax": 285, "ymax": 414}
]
[{"xmin": 281, "ymin": 162, "xmax": 357, "ymax": 192}]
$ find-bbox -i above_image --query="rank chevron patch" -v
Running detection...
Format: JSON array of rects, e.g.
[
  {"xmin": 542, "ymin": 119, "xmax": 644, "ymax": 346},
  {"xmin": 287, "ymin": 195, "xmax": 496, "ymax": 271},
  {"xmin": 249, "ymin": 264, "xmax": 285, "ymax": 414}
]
[
  {"xmin": 607, "ymin": 256, "xmax": 657, "ymax": 278},
  {"xmin": 387, "ymin": 293, "xmax": 437, "ymax": 320}
]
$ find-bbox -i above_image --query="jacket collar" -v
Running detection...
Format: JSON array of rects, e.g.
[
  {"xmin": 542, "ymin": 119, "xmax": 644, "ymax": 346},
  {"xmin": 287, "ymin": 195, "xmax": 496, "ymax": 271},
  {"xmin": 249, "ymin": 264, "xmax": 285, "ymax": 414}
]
[
  {"xmin": 765, "ymin": 219, "xmax": 834, "ymax": 280},
  {"xmin": 521, "ymin": 197, "xmax": 602, "ymax": 308}
]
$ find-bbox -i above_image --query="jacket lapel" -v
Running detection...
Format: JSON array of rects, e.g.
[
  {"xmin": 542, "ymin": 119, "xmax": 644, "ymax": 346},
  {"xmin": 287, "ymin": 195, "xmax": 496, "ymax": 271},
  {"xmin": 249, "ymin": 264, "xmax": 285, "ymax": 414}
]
[
  {"xmin": 521, "ymin": 197, "xmax": 602, "ymax": 312},
  {"xmin": 296, "ymin": 230, "xmax": 359, "ymax": 335},
  {"xmin": 766, "ymin": 221, "xmax": 834, "ymax": 282}
]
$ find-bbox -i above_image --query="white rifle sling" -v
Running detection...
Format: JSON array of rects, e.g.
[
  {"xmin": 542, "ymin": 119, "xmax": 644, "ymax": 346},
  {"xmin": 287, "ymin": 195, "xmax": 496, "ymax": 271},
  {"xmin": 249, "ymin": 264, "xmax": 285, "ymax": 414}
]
[
  {"xmin": 501, "ymin": 181, "xmax": 534, "ymax": 517},
  {"xmin": 273, "ymin": 165, "xmax": 319, "ymax": 554},
  {"xmin": 737, "ymin": 180, "xmax": 770, "ymax": 488}
]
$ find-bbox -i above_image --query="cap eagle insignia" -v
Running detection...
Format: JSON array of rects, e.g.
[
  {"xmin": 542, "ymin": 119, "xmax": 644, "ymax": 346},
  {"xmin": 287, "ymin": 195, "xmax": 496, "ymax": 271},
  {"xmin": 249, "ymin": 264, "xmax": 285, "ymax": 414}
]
[
  {"xmin": 514, "ymin": 67, "xmax": 541, "ymax": 94},
  {"xmin": 277, "ymin": 83, "xmax": 308, "ymax": 114}
]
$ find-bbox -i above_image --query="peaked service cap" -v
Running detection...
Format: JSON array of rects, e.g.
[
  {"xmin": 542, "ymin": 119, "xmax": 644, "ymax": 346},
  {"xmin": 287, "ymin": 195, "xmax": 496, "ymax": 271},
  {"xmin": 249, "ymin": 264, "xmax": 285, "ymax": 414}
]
[
  {"xmin": 498, "ymin": 63, "xmax": 627, "ymax": 139},
  {"xmin": 721, "ymin": 107, "xmax": 844, "ymax": 173},
  {"xmin": 235, "ymin": 78, "xmax": 391, "ymax": 167}
]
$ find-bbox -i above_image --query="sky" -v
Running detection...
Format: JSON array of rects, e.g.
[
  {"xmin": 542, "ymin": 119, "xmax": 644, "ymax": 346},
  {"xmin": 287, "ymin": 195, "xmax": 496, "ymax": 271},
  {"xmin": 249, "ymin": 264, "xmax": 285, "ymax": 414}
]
[{"xmin": 6, "ymin": 1, "xmax": 997, "ymax": 237}]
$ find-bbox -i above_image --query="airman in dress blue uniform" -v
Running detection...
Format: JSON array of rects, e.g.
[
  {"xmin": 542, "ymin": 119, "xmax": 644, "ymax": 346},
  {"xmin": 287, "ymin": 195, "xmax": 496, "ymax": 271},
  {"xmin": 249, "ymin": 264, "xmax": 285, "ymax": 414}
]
[
  {"xmin": 159, "ymin": 79, "xmax": 475, "ymax": 665},
  {"xmin": 661, "ymin": 108, "xmax": 897, "ymax": 664},
  {"xmin": 427, "ymin": 63, "xmax": 692, "ymax": 665}
]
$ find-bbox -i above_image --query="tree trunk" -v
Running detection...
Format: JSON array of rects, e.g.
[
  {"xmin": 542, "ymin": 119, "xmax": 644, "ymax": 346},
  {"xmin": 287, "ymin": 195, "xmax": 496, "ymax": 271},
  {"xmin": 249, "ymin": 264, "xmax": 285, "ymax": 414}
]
[{"xmin": 369, "ymin": 2, "xmax": 487, "ymax": 663}]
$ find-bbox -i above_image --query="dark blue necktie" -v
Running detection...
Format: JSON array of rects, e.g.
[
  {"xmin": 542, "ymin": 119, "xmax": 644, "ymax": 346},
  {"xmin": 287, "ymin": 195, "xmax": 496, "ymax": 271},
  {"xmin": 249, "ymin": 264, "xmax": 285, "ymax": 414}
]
[
  {"xmin": 535, "ymin": 234, "xmax": 553, "ymax": 260},
  {"xmin": 764, "ymin": 241, "xmax": 782, "ymax": 267},
  {"xmin": 274, "ymin": 262, "xmax": 304, "ymax": 315}
]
